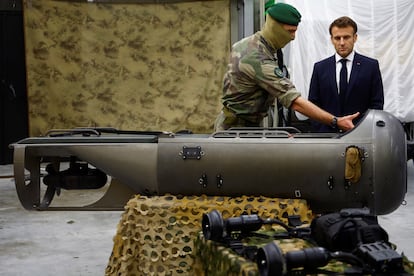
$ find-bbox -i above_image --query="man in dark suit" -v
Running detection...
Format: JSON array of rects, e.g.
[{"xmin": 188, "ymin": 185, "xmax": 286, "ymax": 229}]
[{"xmin": 308, "ymin": 16, "xmax": 384, "ymax": 132}]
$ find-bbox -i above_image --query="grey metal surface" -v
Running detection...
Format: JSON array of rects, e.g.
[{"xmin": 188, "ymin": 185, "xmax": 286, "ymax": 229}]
[{"xmin": 10, "ymin": 110, "xmax": 407, "ymax": 214}]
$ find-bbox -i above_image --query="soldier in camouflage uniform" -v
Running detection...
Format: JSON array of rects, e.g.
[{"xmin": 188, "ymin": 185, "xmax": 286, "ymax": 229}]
[{"xmin": 214, "ymin": 3, "xmax": 359, "ymax": 131}]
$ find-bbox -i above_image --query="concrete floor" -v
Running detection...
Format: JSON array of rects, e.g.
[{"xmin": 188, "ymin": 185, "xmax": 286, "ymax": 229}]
[
  {"xmin": 0, "ymin": 164, "xmax": 122, "ymax": 276},
  {"xmin": 0, "ymin": 161, "xmax": 413, "ymax": 275}
]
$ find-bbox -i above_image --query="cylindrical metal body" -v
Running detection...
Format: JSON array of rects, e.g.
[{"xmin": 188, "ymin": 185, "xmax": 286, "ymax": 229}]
[{"xmin": 12, "ymin": 110, "xmax": 407, "ymax": 214}]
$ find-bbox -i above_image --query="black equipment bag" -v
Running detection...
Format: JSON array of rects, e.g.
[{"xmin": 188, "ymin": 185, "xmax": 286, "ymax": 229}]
[{"xmin": 310, "ymin": 208, "xmax": 389, "ymax": 252}]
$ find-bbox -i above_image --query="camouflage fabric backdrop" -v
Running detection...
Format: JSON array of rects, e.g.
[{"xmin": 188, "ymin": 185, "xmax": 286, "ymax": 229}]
[{"xmin": 23, "ymin": 0, "xmax": 230, "ymax": 136}]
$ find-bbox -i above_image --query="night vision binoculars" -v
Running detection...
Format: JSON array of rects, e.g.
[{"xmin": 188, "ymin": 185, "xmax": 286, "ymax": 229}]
[{"xmin": 202, "ymin": 209, "xmax": 265, "ymax": 241}]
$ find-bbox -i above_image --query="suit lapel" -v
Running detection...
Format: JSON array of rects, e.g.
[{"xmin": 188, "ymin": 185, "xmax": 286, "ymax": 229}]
[
  {"xmin": 328, "ymin": 56, "xmax": 338, "ymax": 97},
  {"xmin": 346, "ymin": 53, "xmax": 362, "ymax": 101},
  {"xmin": 328, "ymin": 55, "xmax": 342, "ymax": 114}
]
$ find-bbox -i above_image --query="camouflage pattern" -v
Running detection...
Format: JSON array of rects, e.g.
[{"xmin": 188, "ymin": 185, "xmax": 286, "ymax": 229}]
[
  {"xmin": 106, "ymin": 194, "xmax": 414, "ymax": 275},
  {"xmin": 195, "ymin": 230, "xmax": 414, "ymax": 275},
  {"xmin": 216, "ymin": 32, "xmax": 301, "ymax": 130},
  {"xmin": 22, "ymin": 0, "xmax": 230, "ymax": 136},
  {"xmin": 194, "ymin": 230, "xmax": 313, "ymax": 276},
  {"xmin": 105, "ymin": 194, "xmax": 312, "ymax": 275}
]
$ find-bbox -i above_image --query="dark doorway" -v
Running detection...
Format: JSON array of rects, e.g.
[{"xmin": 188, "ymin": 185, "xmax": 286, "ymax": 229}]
[{"xmin": 0, "ymin": 0, "xmax": 28, "ymax": 165}]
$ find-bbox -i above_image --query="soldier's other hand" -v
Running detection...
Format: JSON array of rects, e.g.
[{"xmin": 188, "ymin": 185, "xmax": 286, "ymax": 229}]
[{"xmin": 338, "ymin": 112, "xmax": 360, "ymax": 131}]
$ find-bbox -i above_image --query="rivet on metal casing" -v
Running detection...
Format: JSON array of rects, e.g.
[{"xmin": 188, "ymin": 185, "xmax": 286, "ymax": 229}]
[
  {"xmin": 376, "ymin": 120, "xmax": 385, "ymax": 127},
  {"xmin": 216, "ymin": 174, "xmax": 223, "ymax": 188},
  {"xmin": 199, "ymin": 173, "xmax": 207, "ymax": 188},
  {"xmin": 327, "ymin": 176, "xmax": 334, "ymax": 190},
  {"xmin": 344, "ymin": 180, "xmax": 351, "ymax": 190}
]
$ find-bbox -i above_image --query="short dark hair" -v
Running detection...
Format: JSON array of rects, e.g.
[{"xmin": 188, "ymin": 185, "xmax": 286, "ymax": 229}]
[{"xmin": 329, "ymin": 16, "xmax": 358, "ymax": 35}]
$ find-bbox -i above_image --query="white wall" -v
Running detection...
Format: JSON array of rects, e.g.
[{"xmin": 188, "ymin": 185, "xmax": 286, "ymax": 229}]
[{"xmin": 283, "ymin": 0, "xmax": 414, "ymax": 122}]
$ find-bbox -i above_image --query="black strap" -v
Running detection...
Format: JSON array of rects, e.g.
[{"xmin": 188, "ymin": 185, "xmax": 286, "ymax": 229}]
[
  {"xmin": 276, "ymin": 49, "xmax": 284, "ymax": 71},
  {"xmin": 275, "ymin": 49, "xmax": 291, "ymax": 126}
]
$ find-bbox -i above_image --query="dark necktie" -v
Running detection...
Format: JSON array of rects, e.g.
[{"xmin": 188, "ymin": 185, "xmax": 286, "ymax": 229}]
[{"xmin": 339, "ymin": 59, "xmax": 348, "ymax": 113}]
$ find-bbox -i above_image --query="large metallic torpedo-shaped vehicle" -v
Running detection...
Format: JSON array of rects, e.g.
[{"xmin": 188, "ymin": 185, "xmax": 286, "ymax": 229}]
[{"xmin": 11, "ymin": 110, "xmax": 407, "ymax": 215}]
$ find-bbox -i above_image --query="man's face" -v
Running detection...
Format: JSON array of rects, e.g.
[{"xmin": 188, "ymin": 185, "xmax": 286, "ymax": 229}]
[
  {"xmin": 282, "ymin": 24, "xmax": 298, "ymax": 40},
  {"xmin": 330, "ymin": 25, "xmax": 357, "ymax": 58}
]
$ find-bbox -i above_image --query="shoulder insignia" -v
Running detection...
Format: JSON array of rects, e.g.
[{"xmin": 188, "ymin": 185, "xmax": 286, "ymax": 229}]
[{"xmin": 274, "ymin": 67, "xmax": 284, "ymax": 78}]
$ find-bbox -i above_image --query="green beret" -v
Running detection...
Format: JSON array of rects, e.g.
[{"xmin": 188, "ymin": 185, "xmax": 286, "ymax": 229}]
[
  {"xmin": 265, "ymin": 0, "xmax": 275, "ymax": 12},
  {"xmin": 267, "ymin": 3, "xmax": 301, "ymax": 26}
]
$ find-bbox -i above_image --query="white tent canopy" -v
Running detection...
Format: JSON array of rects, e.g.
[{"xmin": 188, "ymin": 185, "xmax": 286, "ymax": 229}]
[{"xmin": 283, "ymin": 0, "xmax": 414, "ymax": 122}]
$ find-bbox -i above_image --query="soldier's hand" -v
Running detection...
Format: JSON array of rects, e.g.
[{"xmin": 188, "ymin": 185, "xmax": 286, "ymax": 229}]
[{"xmin": 338, "ymin": 112, "xmax": 360, "ymax": 131}]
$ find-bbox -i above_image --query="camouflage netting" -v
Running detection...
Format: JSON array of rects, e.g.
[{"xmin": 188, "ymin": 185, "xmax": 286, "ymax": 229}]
[
  {"xmin": 194, "ymin": 233, "xmax": 314, "ymax": 275},
  {"xmin": 105, "ymin": 194, "xmax": 313, "ymax": 275},
  {"xmin": 23, "ymin": 0, "xmax": 230, "ymax": 136},
  {"xmin": 195, "ymin": 232, "xmax": 414, "ymax": 275},
  {"xmin": 106, "ymin": 194, "xmax": 414, "ymax": 275}
]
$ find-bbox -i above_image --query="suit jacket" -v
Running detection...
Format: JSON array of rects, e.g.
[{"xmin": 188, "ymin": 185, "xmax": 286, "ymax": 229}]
[{"xmin": 308, "ymin": 52, "xmax": 384, "ymax": 132}]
